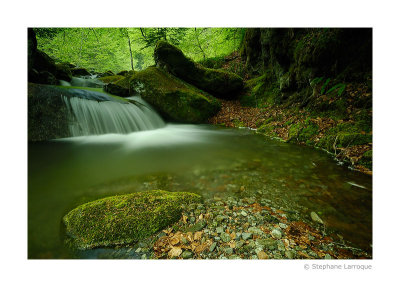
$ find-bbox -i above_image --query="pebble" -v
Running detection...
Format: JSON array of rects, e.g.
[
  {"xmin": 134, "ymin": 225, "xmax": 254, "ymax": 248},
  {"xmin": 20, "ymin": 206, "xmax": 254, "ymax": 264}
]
[
  {"xmin": 216, "ymin": 227, "xmax": 224, "ymax": 234},
  {"xmin": 209, "ymin": 242, "xmax": 217, "ymax": 252},
  {"xmin": 324, "ymin": 254, "xmax": 332, "ymax": 259},
  {"xmin": 241, "ymin": 211, "xmax": 248, "ymax": 217},
  {"xmin": 279, "ymin": 223, "xmax": 288, "ymax": 229},
  {"xmin": 257, "ymin": 251, "xmax": 268, "ymax": 259},
  {"xmin": 248, "ymin": 227, "xmax": 263, "ymax": 236},
  {"xmin": 271, "ymin": 229, "xmax": 282, "ymax": 239},
  {"xmin": 242, "ymin": 233, "xmax": 252, "ymax": 240},
  {"xmin": 182, "ymin": 251, "xmax": 193, "ymax": 259},
  {"xmin": 224, "ymin": 247, "xmax": 234, "ymax": 255},
  {"xmin": 285, "ymin": 250, "xmax": 295, "ymax": 259},
  {"xmin": 221, "ymin": 232, "xmax": 231, "ymax": 243}
]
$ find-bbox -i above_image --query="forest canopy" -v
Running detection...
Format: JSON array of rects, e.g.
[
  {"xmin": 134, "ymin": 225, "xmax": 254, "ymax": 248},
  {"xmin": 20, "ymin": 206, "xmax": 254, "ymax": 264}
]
[{"xmin": 35, "ymin": 28, "xmax": 245, "ymax": 73}]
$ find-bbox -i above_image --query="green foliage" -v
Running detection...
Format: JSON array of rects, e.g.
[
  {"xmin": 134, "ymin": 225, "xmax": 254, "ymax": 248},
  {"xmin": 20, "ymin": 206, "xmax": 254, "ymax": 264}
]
[
  {"xmin": 326, "ymin": 83, "xmax": 346, "ymax": 97},
  {"xmin": 320, "ymin": 78, "xmax": 331, "ymax": 94},
  {"xmin": 310, "ymin": 77, "xmax": 324, "ymax": 86},
  {"xmin": 35, "ymin": 28, "xmax": 243, "ymax": 74}
]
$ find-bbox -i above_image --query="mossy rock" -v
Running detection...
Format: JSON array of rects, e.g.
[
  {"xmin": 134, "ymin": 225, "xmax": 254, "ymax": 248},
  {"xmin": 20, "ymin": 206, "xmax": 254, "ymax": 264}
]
[
  {"xmin": 98, "ymin": 75, "xmax": 125, "ymax": 84},
  {"xmin": 129, "ymin": 66, "xmax": 221, "ymax": 123},
  {"xmin": 99, "ymin": 70, "xmax": 114, "ymax": 77},
  {"xmin": 103, "ymin": 76, "xmax": 133, "ymax": 97},
  {"xmin": 71, "ymin": 67, "xmax": 91, "ymax": 77},
  {"xmin": 154, "ymin": 40, "xmax": 243, "ymax": 99},
  {"xmin": 63, "ymin": 190, "xmax": 202, "ymax": 250},
  {"xmin": 55, "ymin": 63, "xmax": 73, "ymax": 82}
]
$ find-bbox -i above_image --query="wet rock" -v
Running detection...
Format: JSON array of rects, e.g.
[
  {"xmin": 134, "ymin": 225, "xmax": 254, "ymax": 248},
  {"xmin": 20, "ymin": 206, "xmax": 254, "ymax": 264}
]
[
  {"xmin": 182, "ymin": 250, "xmax": 193, "ymax": 259},
  {"xmin": 271, "ymin": 229, "xmax": 282, "ymax": 239},
  {"xmin": 248, "ymin": 227, "xmax": 264, "ymax": 236},
  {"xmin": 216, "ymin": 227, "xmax": 224, "ymax": 234},
  {"xmin": 221, "ymin": 232, "xmax": 231, "ymax": 243},
  {"xmin": 257, "ymin": 250, "xmax": 268, "ymax": 259},
  {"xmin": 224, "ymin": 247, "xmax": 234, "ymax": 255},
  {"xmin": 285, "ymin": 250, "xmax": 295, "ymax": 259},
  {"xmin": 242, "ymin": 233, "xmax": 252, "ymax": 240},
  {"xmin": 209, "ymin": 242, "xmax": 217, "ymax": 252}
]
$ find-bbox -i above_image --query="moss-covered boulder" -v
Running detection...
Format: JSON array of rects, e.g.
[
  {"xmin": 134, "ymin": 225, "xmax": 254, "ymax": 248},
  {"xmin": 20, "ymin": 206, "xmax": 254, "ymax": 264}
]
[
  {"xmin": 154, "ymin": 40, "xmax": 243, "ymax": 99},
  {"xmin": 103, "ymin": 76, "xmax": 132, "ymax": 97},
  {"xmin": 55, "ymin": 63, "xmax": 73, "ymax": 82},
  {"xmin": 98, "ymin": 75, "xmax": 125, "ymax": 84},
  {"xmin": 71, "ymin": 67, "xmax": 91, "ymax": 77},
  {"xmin": 129, "ymin": 66, "xmax": 221, "ymax": 123},
  {"xmin": 63, "ymin": 190, "xmax": 201, "ymax": 250}
]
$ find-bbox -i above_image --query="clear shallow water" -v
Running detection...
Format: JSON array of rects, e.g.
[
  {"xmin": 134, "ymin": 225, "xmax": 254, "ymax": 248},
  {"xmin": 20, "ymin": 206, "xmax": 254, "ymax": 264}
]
[{"xmin": 28, "ymin": 124, "xmax": 372, "ymax": 258}]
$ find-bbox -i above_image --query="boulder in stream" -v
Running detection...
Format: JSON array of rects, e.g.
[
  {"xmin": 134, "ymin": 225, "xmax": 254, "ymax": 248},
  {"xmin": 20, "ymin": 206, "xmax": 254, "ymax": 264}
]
[
  {"xmin": 154, "ymin": 40, "xmax": 243, "ymax": 99},
  {"xmin": 129, "ymin": 66, "xmax": 221, "ymax": 123},
  {"xmin": 63, "ymin": 190, "xmax": 202, "ymax": 250}
]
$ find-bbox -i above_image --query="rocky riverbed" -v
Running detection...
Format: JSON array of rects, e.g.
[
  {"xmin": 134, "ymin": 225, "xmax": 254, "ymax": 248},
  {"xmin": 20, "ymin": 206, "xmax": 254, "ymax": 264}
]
[{"xmin": 79, "ymin": 195, "xmax": 371, "ymax": 259}]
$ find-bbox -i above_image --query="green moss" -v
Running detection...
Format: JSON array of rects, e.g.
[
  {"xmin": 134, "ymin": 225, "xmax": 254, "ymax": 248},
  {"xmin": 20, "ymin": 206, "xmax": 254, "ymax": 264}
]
[
  {"xmin": 242, "ymin": 72, "xmax": 280, "ymax": 107},
  {"xmin": 63, "ymin": 190, "xmax": 202, "ymax": 250},
  {"xmin": 98, "ymin": 75, "xmax": 124, "ymax": 84},
  {"xmin": 198, "ymin": 56, "xmax": 226, "ymax": 69},
  {"xmin": 154, "ymin": 40, "xmax": 243, "ymax": 99},
  {"xmin": 287, "ymin": 118, "xmax": 319, "ymax": 144},
  {"xmin": 359, "ymin": 150, "xmax": 372, "ymax": 170},
  {"xmin": 129, "ymin": 66, "xmax": 220, "ymax": 123}
]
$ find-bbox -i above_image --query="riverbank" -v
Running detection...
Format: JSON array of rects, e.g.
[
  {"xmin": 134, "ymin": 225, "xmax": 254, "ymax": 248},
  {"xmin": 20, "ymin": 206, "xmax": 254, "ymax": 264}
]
[{"xmin": 209, "ymin": 98, "xmax": 372, "ymax": 175}]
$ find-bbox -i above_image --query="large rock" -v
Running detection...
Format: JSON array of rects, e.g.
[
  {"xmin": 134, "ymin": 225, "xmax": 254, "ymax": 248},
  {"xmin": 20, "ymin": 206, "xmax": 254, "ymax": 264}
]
[
  {"xmin": 28, "ymin": 83, "xmax": 70, "ymax": 141},
  {"xmin": 28, "ymin": 83, "xmax": 125, "ymax": 141},
  {"xmin": 154, "ymin": 40, "xmax": 243, "ymax": 99},
  {"xmin": 63, "ymin": 190, "xmax": 202, "ymax": 249},
  {"xmin": 129, "ymin": 66, "xmax": 221, "ymax": 123},
  {"xmin": 71, "ymin": 67, "xmax": 91, "ymax": 77}
]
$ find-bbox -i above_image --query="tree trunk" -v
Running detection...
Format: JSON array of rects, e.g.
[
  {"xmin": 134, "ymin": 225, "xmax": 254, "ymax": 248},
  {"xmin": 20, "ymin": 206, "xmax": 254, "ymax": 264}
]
[{"xmin": 127, "ymin": 31, "xmax": 134, "ymax": 70}]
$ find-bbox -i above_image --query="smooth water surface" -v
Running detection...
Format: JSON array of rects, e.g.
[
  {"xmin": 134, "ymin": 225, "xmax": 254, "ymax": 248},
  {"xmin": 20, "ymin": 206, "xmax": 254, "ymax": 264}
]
[{"xmin": 28, "ymin": 124, "xmax": 372, "ymax": 258}]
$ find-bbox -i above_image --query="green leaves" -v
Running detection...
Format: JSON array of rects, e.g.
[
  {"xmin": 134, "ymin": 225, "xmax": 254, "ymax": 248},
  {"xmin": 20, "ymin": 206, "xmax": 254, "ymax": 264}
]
[{"xmin": 35, "ymin": 28, "xmax": 243, "ymax": 73}]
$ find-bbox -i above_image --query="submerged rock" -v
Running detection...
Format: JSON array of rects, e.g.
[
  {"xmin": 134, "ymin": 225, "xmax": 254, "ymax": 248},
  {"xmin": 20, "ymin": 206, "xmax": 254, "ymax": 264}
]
[
  {"xmin": 129, "ymin": 66, "xmax": 221, "ymax": 123},
  {"xmin": 154, "ymin": 40, "xmax": 243, "ymax": 99},
  {"xmin": 63, "ymin": 190, "xmax": 202, "ymax": 250}
]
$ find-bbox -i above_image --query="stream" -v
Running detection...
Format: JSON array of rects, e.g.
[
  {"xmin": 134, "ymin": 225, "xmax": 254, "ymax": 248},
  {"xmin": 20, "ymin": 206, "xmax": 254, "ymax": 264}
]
[{"xmin": 28, "ymin": 124, "xmax": 372, "ymax": 259}]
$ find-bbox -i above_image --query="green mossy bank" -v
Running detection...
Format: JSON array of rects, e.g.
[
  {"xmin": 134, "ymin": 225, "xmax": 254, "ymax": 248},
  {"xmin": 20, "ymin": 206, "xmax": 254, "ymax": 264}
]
[
  {"xmin": 63, "ymin": 190, "xmax": 202, "ymax": 250},
  {"xmin": 129, "ymin": 66, "xmax": 221, "ymax": 123},
  {"xmin": 154, "ymin": 40, "xmax": 244, "ymax": 99}
]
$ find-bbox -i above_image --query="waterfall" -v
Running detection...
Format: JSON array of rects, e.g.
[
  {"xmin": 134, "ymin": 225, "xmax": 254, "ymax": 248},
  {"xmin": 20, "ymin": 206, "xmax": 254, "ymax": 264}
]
[{"xmin": 62, "ymin": 95, "xmax": 165, "ymax": 136}]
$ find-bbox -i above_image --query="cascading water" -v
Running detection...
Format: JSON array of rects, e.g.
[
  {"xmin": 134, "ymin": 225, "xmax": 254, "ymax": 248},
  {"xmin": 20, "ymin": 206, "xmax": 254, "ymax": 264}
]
[{"xmin": 61, "ymin": 92, "xmax": 165, "ymax": 136}]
